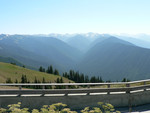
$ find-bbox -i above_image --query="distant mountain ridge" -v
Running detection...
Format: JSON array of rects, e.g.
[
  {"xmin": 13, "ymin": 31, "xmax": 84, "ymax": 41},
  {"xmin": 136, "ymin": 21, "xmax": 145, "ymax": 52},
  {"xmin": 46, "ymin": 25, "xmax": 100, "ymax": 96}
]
[
  {"xmin": 0, "ymin": 34, "xmax": 82, "ymax": 72},
  {"xmin": 77, "ymin": 36, "xmax": 150, "ymax": 80},
  {"xmin": 115, "ymin": 35, "xmax": 150, "ymax": 49},
  {"xmin": 1, "ymin": 34, "xmax": 150, "ymax": 80}
]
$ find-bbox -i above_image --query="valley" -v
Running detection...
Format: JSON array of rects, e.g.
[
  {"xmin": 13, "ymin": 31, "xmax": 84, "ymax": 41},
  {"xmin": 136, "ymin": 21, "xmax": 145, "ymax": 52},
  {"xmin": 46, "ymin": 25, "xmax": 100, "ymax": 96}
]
[{"xmin": 1, "ymin": 34, "xmax": 150, "ymax": 81}]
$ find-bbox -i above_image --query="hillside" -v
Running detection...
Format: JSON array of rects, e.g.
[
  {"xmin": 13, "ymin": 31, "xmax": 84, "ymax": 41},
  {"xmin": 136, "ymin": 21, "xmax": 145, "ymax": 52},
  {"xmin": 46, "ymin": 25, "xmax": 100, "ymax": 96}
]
[
  {"xmin": 1, "ymin": 34, "xmax": 150, "ymax": 81},
  {"xmin": 0, "ymin": 34, "xmax": 82, "ymax": 72},
  {"xmin": 77, "ymin": 37, "xmax": 150, "ymax": 80},
  {"xmin": 0, "ymin": 62, "xmax": 72, "ymax": 83}
]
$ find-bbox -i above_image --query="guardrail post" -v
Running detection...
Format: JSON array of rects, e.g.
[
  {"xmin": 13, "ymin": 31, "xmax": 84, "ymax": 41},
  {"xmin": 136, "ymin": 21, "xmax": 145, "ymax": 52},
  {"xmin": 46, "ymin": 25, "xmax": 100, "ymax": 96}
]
[
  {"xmin": 126, "ymin": 83, "xmax": 130, "ymax": 94},
  {"xmin": 66, "ymin": 85, "xmax": 68, "ymax": 89},
  {"xmin": 41, "ymin": 85, "xmax": 45, "ymax": 96},
  {"xmin": 42, "ymin": 85, "xmax": 45, "ymax": 90},
  {"xmin": 126, "ymin": 84, "xmax": 130, "ymax": 87},
  {"xmin": 144, "ymin": 82, "xmax": 146, "ymax": 91},
  {"xmin": 19, "ymin": 85, "xmax": 22, "ymax": 90},
  {"xmin": 17, "ymin": 85, "xmax": 22, "ymax": 97},
  {"xmin": 64, "ymin": 92, "xmax": 68, "ymax": 96},
  {"xmin": 107, "ymin": 84, "xmax": 110, "ymax": 94},
  {"xmin": 41, "ymin": 92, "xmax": 45, "ymax": 97},
  {"xmin": 107, "ymin": 84, "xmax": 110, "ymax": 88},
  {"xmin": 88, "ymin": 85, "xmax": 90, "ymax": 89},
  {"xmin": 17, "ymin": 94, "xmax": 21, "ymax": 97},
  {"xmin": 86, "ymin": 92, "xmax": 90, "ymax": 95}
]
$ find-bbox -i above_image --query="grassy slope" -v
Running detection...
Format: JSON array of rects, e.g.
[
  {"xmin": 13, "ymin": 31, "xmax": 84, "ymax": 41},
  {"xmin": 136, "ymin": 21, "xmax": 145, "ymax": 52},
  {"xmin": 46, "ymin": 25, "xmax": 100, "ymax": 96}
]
[{"xmin": 0, "ymin": 62, "xmax": 72, "ymax": 83}]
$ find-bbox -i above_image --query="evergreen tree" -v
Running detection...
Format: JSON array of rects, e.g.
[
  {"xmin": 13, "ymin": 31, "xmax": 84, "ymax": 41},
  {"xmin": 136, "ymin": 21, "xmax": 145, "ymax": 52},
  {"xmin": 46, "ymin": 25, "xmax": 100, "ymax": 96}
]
[
  {"xmin": 54, "ymin": 69, "xmax": 59, "ymax": 75},
  {"xmin": 39, "ymin": 66, "xmax": 45, "ymax": 72},
  {"xmin": 69, "ymin": 70, "xmax": 73, "ymax": 80},
  {"xmin": 21, "ymin": 74, "xmax": 28, "ymax": 83},
  {"xmin": 46, "ymin": 66, "xmax": 50, "ymax": 73},
  {"xmin": 90, "ymin": 76, "xmax": 96, "ymax": 83},
  {"xmin": 99, "ymin": 76, "xmax": 103, "ymax": 83},
  {"xmin": 56, "ymin": 77, "xmax": 64, "ymax": 89},
  {"xmin": 60, "ymin": 77, "xmax": 65, "ymax": 89},
  {"xmin": 80, "ymin": 74, "xmax": 84, "ymax": 83},
  {"xmin": 34, "ymin": 77, "xmax": 38, "ymax": 89},
  {"xmin": 85, "ymin": 76, "xmax": 89, "ymax": 83},
  {"xmin": 50, "ymin": 65, "xmax": 53, "ymax": 74},
  {"xmin": 62, "ymin": 70, "xmax": 104, "ymax": 84},
  {"xmin": 6, "ymin": 78, "xmax": 12, "ymax": 83},
  {"xmin": 122, "ymin": 78, "xmax": 130, "ymax": 82},
  {"xmin": 46, "ymin": 65, "xmax": 54, "ymax": 74},
  {"xmin": 21, "ymin": 75, "xmax": 25, "ymax": 83},
  {"xmin": 60, "ymin": 77, "xmax": 63, "ymax": 83},
  {"xmin": 56, "ymin": 78, "xmax": 60, "ymax": 83},
  {"xmin": 122, "ymin": 78, "xmax": 127, "ymax": 82},
  {"xmin": 24, "ymin": 75, "xmax": 27, "ymax": 83},
  {"xmin": 56, "ymin": 78, "xmax": 60, "ymax": 89},
  {"xmin": 15, "ymin": 79, "xmax": 18, "ymax": 83},
  {"xmin": 63, "ymin": 72, "xmax": 68, "ymax": 78},
  {"xmin": 39, "ymin": 66, "xmax": 43, "ymax": 72},
  {"xmin": 42, "ymin": 77, "xmax": 46, "ymax": 83},
  {"xmin": 34, "ymin": 77, "xmax": 38, "ymax": 83}
]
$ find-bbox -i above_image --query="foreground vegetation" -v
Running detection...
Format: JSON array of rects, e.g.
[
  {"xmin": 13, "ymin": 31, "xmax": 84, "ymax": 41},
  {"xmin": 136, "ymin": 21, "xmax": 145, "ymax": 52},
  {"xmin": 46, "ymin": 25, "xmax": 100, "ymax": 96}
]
[{"xmin": 0, "ymin": 102, "xmax": 120, "ymax": 113}]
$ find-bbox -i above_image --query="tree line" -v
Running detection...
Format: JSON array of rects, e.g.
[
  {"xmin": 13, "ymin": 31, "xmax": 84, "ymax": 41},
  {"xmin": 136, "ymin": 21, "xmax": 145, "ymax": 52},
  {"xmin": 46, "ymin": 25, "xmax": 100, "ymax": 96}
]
[
  {"xmin": 62, "ymin": 70, "xmax": 103, "ymax": 83},
  {"xmin": 39, "ymin": 65, "xmax": 104, "ymax": 83},
  {"xmin": 6, "ymin": 65, "xmax": 130, "ymax": 89},
  {"xmin": 39, "ymin": 65, "xmax": 59, "ymax": 75},
  {"xmin": 39, "ymin": 65, "xmax": 130, "ymax": 83},
  {"xmin": 6, "ymin": 74, "xmax": 65, "ymax": 89}
]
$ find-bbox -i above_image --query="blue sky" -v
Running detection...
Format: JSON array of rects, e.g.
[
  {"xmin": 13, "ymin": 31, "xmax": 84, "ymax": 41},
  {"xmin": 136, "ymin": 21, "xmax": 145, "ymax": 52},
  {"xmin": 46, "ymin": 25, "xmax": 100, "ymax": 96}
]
[{"xmin": 0, "ymin": 0, "xmax": 150, "ymax": 34}]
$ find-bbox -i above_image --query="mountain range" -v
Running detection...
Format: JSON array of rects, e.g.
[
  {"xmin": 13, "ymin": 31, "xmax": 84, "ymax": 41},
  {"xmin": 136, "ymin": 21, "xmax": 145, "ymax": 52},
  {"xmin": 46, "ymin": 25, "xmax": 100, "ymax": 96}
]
[{"xmin": 0, "ymin": 33, "xmax": 150, "ymax": 81}]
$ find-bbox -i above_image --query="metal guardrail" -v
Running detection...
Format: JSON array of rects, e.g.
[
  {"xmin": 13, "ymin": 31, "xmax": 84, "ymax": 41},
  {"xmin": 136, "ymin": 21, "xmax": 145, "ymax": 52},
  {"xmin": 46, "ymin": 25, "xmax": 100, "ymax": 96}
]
[
  {"xmin": 1, "ymin": 79, "xmax": 150, "ymax": 86},
  {"xmin": 0, "ymin": 79, "xmax": 150, "ymax": 96}
]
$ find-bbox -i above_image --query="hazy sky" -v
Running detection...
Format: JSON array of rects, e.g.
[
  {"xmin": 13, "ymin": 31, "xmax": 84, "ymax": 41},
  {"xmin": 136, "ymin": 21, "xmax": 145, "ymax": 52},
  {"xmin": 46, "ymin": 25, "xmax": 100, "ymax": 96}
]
[{"xmin": 0, "ymin": 0, "xmax": 150, "ymax": 34}]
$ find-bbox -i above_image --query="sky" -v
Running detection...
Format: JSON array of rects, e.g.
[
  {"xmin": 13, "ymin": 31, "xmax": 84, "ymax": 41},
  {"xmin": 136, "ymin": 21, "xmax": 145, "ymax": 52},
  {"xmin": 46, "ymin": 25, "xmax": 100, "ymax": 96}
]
[{"xmin": 0, "ymin": 0, "xmax": 150, "ymax": 34}]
